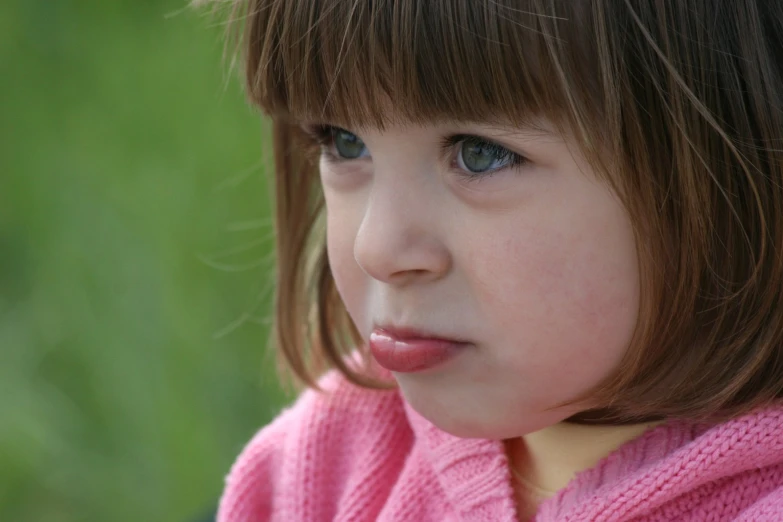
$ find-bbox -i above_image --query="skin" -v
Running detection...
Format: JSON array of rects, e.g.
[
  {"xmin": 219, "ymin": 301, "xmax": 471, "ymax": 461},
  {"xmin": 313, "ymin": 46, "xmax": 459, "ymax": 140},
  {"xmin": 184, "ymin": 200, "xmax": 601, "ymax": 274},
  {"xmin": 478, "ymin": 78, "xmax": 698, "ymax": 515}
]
[{"xmin": 316, "ymin": 118, "xmax": 640, "ymax": 440}]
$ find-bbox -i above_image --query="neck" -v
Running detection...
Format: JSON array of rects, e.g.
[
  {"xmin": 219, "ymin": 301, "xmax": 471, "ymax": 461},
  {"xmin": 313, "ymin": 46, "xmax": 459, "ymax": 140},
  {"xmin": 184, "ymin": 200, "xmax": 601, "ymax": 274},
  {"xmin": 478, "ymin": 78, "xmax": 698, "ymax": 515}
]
[{"xmin": 506, "ymin": 420, "xmax": 662, "ymax": 519}]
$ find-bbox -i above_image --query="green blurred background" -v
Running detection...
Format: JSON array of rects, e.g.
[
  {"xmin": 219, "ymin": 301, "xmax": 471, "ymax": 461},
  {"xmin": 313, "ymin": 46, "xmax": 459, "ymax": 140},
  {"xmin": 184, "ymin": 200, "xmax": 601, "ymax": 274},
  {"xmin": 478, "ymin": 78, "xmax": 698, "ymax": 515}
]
[{"xmin": 1, "ymin": 1, "xmax": 289, "ymax": 521}]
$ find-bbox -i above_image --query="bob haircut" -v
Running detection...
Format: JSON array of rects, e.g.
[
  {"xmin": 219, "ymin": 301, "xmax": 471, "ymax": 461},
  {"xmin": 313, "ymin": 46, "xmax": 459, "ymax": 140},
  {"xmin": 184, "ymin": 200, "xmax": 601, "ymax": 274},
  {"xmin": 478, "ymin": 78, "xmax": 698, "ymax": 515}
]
[{"xmin": 208, "ymin": 0, "xmax": 783, "ymax": 423}]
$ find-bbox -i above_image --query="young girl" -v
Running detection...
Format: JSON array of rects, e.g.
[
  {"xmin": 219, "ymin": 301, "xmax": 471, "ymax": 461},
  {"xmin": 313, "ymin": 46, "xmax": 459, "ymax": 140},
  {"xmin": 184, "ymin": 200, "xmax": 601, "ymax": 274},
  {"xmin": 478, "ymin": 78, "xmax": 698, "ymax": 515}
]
[{"xmin": 209, "ymin": 0, "xmax": 783, "ymax": 520}]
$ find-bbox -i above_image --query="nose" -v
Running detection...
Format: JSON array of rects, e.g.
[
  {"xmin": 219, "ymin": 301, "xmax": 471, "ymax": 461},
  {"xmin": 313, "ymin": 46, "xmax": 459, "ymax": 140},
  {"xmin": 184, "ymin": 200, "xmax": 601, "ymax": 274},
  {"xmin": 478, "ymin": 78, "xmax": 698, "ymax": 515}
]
[{"xmin": 353, "ymin": 182, "xmax": 452, "ymax": 287}]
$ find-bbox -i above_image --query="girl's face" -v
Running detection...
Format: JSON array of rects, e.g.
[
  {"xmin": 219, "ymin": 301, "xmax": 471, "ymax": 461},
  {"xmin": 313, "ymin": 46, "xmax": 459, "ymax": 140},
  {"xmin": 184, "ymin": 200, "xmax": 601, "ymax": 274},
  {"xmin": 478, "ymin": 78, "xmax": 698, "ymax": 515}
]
[{"xmin": 315, "ymin": 119, "xmax": 640, "ymax": 439}]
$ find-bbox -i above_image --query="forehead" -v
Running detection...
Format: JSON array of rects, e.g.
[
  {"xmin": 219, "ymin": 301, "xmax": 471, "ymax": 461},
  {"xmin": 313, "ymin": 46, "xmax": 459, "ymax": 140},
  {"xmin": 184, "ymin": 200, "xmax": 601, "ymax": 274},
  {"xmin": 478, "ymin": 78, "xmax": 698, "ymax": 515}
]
[{"xmin": 341, "ymin": 120, "xmax": 563, "ymax": 147}]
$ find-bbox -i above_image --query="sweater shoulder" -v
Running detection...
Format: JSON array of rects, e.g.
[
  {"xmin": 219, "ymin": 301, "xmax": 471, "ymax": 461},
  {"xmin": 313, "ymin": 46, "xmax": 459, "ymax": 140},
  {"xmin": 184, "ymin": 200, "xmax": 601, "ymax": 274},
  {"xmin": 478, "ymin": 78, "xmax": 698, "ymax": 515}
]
[{"xmin": 217, "ymin": 370, "xmax": 413, "ymax": 522}]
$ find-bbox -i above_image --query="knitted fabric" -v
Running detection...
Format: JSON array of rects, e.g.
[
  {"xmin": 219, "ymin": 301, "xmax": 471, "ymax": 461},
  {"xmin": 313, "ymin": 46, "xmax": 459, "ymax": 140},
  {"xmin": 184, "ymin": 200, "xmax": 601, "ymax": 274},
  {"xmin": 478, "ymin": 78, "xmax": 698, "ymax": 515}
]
[{"xmin": 218, "ymin": 370, "xmax": 783, "ymax": 521}]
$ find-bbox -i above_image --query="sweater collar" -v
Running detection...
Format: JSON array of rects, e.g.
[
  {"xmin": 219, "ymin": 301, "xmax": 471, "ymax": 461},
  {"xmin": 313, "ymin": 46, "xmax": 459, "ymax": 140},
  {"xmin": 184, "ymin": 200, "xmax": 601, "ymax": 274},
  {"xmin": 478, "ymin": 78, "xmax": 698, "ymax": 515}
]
[
  {"xmin": 403, "ymin": 399, "xmax": 783, "ymax": 521},
  {"xmin": 547, "ymin": 407, "xmax": 783, "ymax": 521},
  {"xmin": 403, "ymin": 401, "xmax": 519, "ymax": 522}
]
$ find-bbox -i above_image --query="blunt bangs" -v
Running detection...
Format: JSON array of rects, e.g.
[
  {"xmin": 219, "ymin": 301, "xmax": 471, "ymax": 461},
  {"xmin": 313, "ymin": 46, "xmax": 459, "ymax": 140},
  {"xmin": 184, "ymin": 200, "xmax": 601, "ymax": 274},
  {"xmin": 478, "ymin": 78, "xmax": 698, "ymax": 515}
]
[{"xmin": 239, "ymin": 0, "xmax": 597, "ymax": 130}]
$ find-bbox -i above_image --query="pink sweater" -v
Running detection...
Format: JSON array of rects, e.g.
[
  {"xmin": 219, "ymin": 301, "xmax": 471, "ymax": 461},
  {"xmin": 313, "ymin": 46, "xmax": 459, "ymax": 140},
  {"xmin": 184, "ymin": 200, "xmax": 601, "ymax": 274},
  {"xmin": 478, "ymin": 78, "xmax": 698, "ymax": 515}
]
[{"xmin": 218, "ymin": 370, "xmax": 783, "ymax": 521}]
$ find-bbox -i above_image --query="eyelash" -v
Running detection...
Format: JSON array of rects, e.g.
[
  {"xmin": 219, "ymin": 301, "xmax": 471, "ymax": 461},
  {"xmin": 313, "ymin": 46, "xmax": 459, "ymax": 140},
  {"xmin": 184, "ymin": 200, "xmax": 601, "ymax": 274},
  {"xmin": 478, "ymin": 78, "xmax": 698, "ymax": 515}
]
[
  {"xmin": 301, "ymin": 124, "xmax": 528, "ymax": 179},
  {"xmin": 302, "ymin": 125, "xmax": 343, "ymax": 158}
]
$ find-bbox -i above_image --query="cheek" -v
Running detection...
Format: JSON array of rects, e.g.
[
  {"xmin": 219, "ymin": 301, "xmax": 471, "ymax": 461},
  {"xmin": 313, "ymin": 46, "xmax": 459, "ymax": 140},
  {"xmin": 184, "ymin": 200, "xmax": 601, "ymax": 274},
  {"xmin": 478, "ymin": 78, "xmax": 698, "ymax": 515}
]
[
  {"xmin": 469, "ymin": 193, "xmax": 640, "ymax": 383},
  {"xmin": 324, "ymin": 192, "xmax": 368, "ymax": 334}
]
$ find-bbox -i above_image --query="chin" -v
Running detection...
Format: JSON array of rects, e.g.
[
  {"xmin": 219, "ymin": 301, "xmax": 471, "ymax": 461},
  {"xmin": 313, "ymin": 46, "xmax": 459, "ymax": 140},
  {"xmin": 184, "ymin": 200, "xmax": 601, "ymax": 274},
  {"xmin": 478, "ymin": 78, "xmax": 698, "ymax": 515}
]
[
  {"xmin": 424, "ymin": 413, "xmax": 500, "ymax": 439},
  {"xmin": 400, "ymin": 385, "xmax": 579, "ymax": 440},
  {"xmin": 401, "ymin": 389, "xmax": 521, "ymax": 440}
]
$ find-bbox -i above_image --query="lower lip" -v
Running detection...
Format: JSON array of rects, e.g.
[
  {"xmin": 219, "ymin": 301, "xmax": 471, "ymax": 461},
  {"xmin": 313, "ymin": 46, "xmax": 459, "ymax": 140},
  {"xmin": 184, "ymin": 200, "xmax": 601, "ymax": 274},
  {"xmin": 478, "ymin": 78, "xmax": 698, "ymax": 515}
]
[{"xmin": 369, "ymin": 329, "xmax": 465, "ymax": 373}]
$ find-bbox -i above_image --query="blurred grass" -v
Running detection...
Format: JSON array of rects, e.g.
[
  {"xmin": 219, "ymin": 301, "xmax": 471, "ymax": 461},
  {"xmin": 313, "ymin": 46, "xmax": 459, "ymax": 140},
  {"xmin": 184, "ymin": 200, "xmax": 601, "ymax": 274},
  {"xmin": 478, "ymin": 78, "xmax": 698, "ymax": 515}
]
[{"xmin": 1, "ymin": 1, "xmax": 288, "ymax": 521}]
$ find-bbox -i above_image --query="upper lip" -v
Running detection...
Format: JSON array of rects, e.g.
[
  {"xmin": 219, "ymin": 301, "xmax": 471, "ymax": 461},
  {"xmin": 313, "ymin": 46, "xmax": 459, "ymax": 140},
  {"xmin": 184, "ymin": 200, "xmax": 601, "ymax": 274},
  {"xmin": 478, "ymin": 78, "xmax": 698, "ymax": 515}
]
[{"xmin": 372, "ymin": 324, "xmax": 468, "ymax": 343}]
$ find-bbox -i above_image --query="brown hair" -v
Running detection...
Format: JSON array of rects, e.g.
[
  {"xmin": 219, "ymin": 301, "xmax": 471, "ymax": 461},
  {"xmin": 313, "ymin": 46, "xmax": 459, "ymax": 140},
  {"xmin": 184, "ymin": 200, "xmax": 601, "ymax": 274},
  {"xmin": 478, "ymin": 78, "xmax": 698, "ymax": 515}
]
[{"xmin": 207, "ymin": 0, "xmax": 783, "ymax": 422}]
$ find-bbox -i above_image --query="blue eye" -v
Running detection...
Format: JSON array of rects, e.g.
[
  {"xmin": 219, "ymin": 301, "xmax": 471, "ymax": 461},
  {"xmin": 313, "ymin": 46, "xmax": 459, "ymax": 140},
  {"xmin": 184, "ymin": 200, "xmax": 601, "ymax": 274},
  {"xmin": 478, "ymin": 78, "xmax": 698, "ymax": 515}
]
[
  {"xmin": 300, "ymin": 124, "xmax": 370, "ymax": 161},
  {"xmin": 440, "ymin": 134, "xmax": 527, "ymax": 178},
  {"xmin": 332, "ymin": 129, "xmax": 368, "ymax": 159},
  {"xmin": 456, "ymin": 136, "xmax": 519, "ymax": 173}
]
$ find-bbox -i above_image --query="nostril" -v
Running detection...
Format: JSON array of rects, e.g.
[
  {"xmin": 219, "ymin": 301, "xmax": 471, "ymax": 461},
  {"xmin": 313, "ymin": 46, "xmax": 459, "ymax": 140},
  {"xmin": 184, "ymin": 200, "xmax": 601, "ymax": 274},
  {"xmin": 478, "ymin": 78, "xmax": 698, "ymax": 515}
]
[
  {"xmin": 354, "ymin": 229, "xmax": 452, "ymax": 285},
  {"xmin": 351, "ymin": 187, "xmax": 452, "ymax": 285}
]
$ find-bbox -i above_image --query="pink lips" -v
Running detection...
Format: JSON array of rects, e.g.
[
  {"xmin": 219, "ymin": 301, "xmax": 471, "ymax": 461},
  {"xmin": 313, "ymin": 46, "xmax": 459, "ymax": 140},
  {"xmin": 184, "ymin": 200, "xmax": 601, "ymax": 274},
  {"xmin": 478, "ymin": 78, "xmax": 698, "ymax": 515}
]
[{"xmin": 368, "ymin": 328, "xmax": 465, "ymax": 373}]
